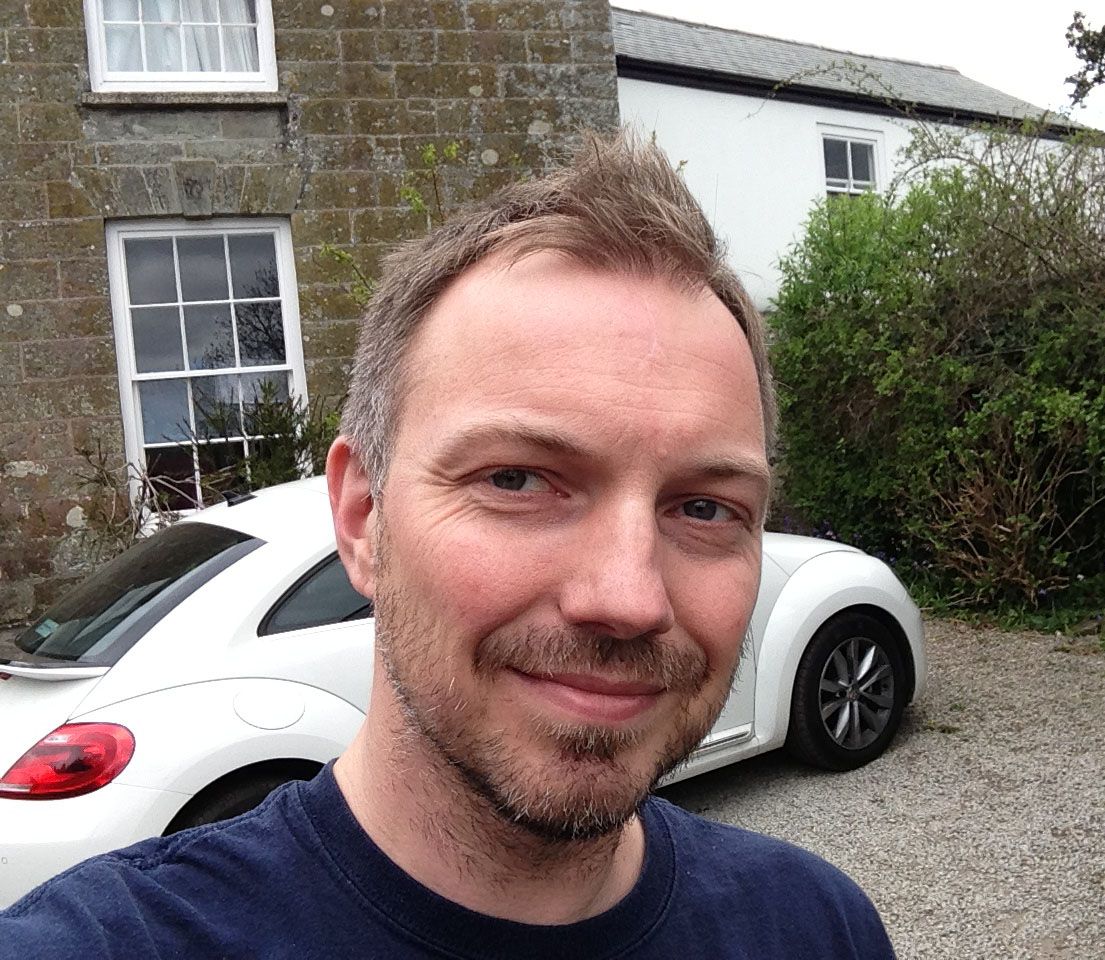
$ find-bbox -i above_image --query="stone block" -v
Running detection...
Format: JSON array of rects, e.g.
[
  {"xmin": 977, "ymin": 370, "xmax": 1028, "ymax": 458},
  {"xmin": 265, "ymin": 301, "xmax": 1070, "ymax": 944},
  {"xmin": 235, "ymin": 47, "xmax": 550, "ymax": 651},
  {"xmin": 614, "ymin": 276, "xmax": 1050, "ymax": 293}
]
[
  {"xmin": 0, "ymin": 142, "xmax": 74, "ymax": 181},
  {"xmin": 0, "ymin": 343, "xmax": 22, "ymax": 384},
  {"xmin": 82, "ymin": 109, "xmax": 222, "ymax": 143},
  {"xmin": 218, "ymin": 109, "xmax": 285, "ymax": 140},
  {"xmin": 78, "ymin": 166, "xmax": 180, "ymax": 217},
  {"xmin": 468, "ymin": 1, "xmax": 561, "ymax": 31},
  {"xmin": 290, "ymin": 209, "xmax": 353, "ymax": 246},
  {"xmin": 173, "ymin": 159, "xmax": 216, "ymax": 217},
  {"xmin": 275, "ymin": 29, "xmax": 341, "ymax": 63},
  {"xmin": 21, "ymin": 336, "xmax": 115, "ymax": 380},
  {"xmin": 305, "ymin": 136, "xmax": 380, "ymax": 171},
  {"xmin": 304, "ymin": 357, "xmax": 352, "ymax": 402},
  {"xmin": 302, "ymin": 319, "xmax": 359, "ymax": 359},
  {"xmin": 352, "ymin": 207, "xmax": 426, "ymax": 245},
  {"xmin": 49, "ymin": 220, "xmax": 105, "ymax": 259},
  {"xmin": 381, "ymin": 0, "xmax": 464, "ymax": 31},
  {"xmin": 395, "ymin": 63, "xmax": 497, "ymax": 100},
  {"xmin": 297, "ymin": 284, "xmax": 365, "ymax": 322},
  {"xmin": 89, "ymin": 141, "xmax": 187, "ymax": 166},
  {"xmin": 27, "ymin": 0, "xmax": 79, "ymax": 28},
  {"xmin": 0, "ymin": 62, "xmax": 81, "ymax": 100},
  {"xmin": 526, "ymin": 32, "xmax": 573, "ymax": 64},
  {"xmin": 298, "ymin": 99, "xmax": 351, "ymax": 135},
  {"xmin": 184, "ymin": 138, "xmax": 290, "ymax": 164},
  {"xmin": 18, "ymin": 102, "xmax": 81, "ymax": 142},
  {"xmin": 280, "ymin": 61, "xmax": 343, "ymax": 97},
  {"xmin": 0, "ymin": 260, "xmax": 58, "ymax": 302},
  {"xmin": 0, "ymin": 578, "xmax": 35, "ymax": 624},
  {"xmin": 0, "ymin": 418, "xmax": 72, "ymax": 462},
  {"xmin": 339, "ymin": 63, "xmax": 396, "ymax": 99},
  {"xmin": 7, "ymin": 28, "xmax": 88, "ymax": 64},
  {"xmin": 58, "ymin": 257, "xmax": 109, "ymax": 301},
  {"xmin": 370, "ymin": 30, "xmax": 436, "ymax": 64},
  {"xmin": 44, "ymin": 181, "xmax": 99, "ymax": 219},
  {"xmin": 571, "ymin": 31, "xmax": 615, "ymax": 64},
  {"xmin": 349, "ymin": 99, "xmax": 436, "ymax": 137},
  {"xmin": 435, "ymin": 30, "xmax": 527, "ymax": 65},
  {"xmin": 238, "ymin": 164, "xmax": 306, "ymax": 215},
  {"xmin": 299, "ymin": 170, "xmax": 379, "ymax": 210},
  {"xmin": 1, "ymin": 182, "xmax": 49, "ymax": 220},
  {"xmin": 559, "ymin": 1, "xmax": 612, "ymax": 31}
]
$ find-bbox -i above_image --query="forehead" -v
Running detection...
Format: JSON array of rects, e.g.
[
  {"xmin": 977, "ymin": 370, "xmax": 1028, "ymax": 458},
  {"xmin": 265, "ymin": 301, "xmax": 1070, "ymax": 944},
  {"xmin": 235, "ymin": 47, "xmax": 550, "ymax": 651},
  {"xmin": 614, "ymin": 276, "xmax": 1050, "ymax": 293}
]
[{"xmin": 395, "ymin": 251, "xmax": 765, "ymax": 471}]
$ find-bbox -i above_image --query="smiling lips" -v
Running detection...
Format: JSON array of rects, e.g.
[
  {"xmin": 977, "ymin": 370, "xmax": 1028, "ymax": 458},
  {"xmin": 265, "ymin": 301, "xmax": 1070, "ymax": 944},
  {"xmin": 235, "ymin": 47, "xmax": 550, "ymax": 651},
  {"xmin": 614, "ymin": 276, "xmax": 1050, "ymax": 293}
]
[{"xmin": 510, "ymin": 669, "xmax": 665, "ymax": 724}]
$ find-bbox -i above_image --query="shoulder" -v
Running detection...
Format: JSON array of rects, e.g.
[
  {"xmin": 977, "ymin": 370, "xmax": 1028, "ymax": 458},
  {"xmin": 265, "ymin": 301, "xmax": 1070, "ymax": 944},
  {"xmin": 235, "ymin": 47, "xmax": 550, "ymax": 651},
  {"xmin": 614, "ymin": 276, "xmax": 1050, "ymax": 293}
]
[
  {"xmin": 645, "ymin": 797, "xmax": 896, "ymax": 958},
  {"xmin": 0, "ymin": 781, "xmax": 309, "ymax": 960}
]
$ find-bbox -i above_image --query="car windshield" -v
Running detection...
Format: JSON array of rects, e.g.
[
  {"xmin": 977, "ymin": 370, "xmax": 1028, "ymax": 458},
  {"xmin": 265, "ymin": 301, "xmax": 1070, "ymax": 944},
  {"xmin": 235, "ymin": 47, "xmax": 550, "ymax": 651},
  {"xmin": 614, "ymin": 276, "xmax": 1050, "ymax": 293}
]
[{"xmin": 11, "ymin": 522, "xmax": 261, "ymax": 668}]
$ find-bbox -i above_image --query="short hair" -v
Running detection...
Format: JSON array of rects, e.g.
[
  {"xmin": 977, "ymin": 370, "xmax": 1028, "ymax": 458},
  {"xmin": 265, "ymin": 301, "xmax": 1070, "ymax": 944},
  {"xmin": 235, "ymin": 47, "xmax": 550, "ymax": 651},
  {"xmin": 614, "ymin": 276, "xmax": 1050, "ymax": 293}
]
[{"xmin": 341, "ymin": 129, "xmax": 776, "ymax": 491}]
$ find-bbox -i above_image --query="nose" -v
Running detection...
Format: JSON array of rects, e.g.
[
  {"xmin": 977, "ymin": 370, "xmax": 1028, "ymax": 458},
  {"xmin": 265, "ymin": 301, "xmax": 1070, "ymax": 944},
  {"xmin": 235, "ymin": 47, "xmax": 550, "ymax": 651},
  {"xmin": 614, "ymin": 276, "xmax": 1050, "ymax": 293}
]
[{"xmin": 557, "ymin": 499, "xmax": 675, "ymax": 640}]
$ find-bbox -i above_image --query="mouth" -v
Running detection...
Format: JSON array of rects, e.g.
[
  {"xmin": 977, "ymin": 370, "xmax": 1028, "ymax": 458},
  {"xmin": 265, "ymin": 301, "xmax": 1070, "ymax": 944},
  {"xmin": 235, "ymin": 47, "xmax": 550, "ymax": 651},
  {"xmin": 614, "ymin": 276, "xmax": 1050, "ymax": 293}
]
[{"xmin": 507, "ymin": 668, "xmax": 665, "ymax": 724}]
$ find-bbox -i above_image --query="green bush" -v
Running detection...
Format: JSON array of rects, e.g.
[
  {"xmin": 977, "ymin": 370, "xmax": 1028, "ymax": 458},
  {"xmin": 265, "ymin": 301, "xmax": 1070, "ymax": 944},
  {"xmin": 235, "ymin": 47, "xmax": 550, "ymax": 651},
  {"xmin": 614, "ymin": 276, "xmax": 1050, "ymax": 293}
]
[{"xmin": 771, "ymin": 123, "xmax": 1105, "ymax": 616}]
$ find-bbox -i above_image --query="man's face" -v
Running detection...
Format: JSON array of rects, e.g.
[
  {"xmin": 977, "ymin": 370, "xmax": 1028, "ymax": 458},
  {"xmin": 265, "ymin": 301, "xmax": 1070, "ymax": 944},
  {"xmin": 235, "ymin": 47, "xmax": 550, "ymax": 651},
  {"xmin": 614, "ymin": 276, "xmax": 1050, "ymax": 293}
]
[{"xmin": 367, "ymin": 251, "xmax": 769, "ymax": 841}]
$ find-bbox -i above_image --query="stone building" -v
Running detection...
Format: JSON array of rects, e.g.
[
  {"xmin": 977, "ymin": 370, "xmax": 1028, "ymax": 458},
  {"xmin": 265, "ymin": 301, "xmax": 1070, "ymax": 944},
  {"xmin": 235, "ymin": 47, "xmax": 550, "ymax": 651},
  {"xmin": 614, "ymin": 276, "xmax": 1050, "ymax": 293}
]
[{"xmin": 0, "ymin": 0, "xmax": 619, "ymax": 625}]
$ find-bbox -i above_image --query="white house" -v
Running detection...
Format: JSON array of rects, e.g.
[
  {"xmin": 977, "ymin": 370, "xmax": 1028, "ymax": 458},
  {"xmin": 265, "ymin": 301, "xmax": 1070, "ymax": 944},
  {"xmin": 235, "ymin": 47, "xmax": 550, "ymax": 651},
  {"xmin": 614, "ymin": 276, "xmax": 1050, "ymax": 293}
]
[{"xmin": 612, "ymin": 8, "xmax": 1070, "ymax": 310}]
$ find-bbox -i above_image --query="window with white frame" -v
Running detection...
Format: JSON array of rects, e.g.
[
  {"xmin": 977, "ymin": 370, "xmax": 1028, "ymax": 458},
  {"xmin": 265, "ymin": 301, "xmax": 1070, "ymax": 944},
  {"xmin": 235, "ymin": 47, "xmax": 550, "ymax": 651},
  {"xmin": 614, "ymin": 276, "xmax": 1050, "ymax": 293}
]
[
  {"xmin": 107, "ymin": 220, "xmax": 305, "ymax": 509},
  {"xmin": 84, "ymin": 0, "xmax": 277, "ymax": 92},
  {"xmin": 823, "ymin": 135, "xmax": 877, "ymax": 196}
]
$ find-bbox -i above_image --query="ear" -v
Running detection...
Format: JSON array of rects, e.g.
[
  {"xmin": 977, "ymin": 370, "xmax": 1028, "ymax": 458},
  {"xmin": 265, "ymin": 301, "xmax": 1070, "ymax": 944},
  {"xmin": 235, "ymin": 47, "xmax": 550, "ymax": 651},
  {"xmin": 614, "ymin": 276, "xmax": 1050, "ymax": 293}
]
[{"xmin": 326, "ymin": 436, "xmax": 378, "ymax": 600}]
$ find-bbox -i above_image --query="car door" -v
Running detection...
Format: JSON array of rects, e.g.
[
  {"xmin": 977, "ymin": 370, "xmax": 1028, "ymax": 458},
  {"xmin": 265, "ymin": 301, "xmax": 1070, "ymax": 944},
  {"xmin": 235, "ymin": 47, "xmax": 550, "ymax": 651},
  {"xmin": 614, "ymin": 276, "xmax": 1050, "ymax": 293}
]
[{"xmin": 699, "ymin": 550, "xmax": 791, "ymax": 747}]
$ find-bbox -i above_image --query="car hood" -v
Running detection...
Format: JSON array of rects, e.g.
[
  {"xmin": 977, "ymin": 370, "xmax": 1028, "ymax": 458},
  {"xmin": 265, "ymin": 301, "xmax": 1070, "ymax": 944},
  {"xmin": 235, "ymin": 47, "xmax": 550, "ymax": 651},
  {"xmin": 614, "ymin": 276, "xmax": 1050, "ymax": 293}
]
[{"xmin": 763, "ymin": 532, "xmax": 863, "ymax": 576}]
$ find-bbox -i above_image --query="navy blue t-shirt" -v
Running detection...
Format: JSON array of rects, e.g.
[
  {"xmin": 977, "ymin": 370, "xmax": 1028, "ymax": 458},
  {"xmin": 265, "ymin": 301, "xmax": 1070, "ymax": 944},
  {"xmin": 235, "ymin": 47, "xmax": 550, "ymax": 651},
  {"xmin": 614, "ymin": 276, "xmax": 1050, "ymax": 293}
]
[{"xmin": 0, "ymin": 765, "xmax": 895, "ymax": 958}]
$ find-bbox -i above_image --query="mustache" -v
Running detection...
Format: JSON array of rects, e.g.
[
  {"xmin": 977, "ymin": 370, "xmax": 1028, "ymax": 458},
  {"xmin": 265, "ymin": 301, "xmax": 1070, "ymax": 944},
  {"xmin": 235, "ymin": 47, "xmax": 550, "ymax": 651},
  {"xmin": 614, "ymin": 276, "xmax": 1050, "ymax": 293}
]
[{"xmin": 474, "ymin": 625, "xmax": 708, "ymax": 693}]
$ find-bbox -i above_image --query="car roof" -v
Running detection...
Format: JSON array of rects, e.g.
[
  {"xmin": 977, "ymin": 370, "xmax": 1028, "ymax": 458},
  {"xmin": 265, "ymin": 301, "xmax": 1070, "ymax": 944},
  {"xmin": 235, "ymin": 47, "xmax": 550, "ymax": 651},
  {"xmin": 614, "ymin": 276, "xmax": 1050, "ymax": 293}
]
[{"xmin": 179, "ymin": 476, "xmax": 335, "ymax": 549}]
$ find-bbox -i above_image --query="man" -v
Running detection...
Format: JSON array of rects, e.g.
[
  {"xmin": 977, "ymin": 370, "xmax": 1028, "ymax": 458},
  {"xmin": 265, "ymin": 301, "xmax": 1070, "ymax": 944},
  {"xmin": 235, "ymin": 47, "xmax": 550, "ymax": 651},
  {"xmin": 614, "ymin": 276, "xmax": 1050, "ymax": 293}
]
[{"xmin": 0, "ymin": 132, "xmax": 895, "ymax": 958}]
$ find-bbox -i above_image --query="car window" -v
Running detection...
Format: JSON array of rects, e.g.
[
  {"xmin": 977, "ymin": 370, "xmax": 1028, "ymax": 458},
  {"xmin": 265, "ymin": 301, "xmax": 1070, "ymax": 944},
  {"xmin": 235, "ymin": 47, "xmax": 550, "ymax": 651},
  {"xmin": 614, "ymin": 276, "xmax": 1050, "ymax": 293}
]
[
  {"xmin": 259, "ymin": 553, "xmax": 373, "ymax": 636},
  {"xmin": 11, "ymin": 523, "xmax": 260, "ymax": 668}
]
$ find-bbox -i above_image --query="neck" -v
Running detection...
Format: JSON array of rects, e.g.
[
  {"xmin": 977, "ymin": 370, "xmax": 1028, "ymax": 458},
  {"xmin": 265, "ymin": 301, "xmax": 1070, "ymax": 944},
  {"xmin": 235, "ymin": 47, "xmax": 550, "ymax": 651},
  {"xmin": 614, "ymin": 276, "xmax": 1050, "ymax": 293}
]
[{"xmin": 333, "ymin": 685, "xmax": 646, "ymax": 925}]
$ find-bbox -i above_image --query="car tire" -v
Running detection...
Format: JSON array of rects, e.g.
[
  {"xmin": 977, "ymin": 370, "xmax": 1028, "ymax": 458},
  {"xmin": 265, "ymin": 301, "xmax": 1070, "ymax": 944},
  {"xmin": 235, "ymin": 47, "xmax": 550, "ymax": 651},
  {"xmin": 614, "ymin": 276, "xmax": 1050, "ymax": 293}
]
[
  {"xmin": 165, "ymin": 770, "xmax": 307, "ymax": 834},
  {"xmin": 786, "ymin": 611, "xmax": 907, "ymax": 771}
]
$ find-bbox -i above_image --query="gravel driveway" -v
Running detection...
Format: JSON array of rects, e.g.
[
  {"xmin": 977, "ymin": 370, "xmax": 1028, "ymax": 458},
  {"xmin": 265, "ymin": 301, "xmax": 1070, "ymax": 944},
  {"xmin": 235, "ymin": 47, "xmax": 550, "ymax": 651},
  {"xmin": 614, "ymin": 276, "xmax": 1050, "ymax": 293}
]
[{"xmin": 660, "ymin": 619, "xmax": 1105, "ymax": 960}]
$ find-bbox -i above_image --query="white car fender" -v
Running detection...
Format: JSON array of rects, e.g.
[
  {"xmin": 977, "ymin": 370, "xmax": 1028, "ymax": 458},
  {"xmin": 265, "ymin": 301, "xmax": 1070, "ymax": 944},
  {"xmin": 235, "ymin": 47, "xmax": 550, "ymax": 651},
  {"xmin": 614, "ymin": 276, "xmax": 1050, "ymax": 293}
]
[
  {"xmin": 753, "ymin": 551, "xmax": 922, "ymax": 752},
  {"xmin": 70, "ymin": 677, "xmax": 366, "ymax": 800}
]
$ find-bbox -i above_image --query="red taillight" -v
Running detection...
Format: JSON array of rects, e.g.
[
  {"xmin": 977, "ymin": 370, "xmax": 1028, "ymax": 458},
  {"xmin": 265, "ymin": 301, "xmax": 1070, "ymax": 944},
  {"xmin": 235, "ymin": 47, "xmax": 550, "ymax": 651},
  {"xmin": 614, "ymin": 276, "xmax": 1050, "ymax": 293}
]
[{"xmin": 0, "ymin": 723, "xmax": 135, "ymax": 800}]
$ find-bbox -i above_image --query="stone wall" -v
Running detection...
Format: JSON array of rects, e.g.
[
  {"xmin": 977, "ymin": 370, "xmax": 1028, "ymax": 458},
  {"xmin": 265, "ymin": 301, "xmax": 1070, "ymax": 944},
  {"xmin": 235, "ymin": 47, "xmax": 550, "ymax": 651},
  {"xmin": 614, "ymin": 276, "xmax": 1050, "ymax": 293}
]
[{"xmin": 0, "ymin": 0, "xmax": 619, "ymax": 624}]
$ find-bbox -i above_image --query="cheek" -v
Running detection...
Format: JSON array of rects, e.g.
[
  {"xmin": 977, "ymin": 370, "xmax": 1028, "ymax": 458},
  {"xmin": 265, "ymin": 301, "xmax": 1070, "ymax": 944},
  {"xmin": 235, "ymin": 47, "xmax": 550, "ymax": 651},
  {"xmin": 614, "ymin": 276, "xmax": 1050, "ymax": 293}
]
[
  {"xmin": 399, "ymin": 515, "xmax": 560, "ymax": 643},
  {"xmin": 672, "ymin": 561, "xmax": 761, "ymax": 673}
]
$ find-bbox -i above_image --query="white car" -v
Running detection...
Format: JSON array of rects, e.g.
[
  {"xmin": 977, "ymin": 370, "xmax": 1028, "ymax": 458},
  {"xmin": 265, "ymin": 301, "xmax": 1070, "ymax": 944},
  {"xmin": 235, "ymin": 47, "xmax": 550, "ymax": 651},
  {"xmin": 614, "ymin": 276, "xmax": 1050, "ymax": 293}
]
[{"xmin": 0, "ymin": 477, "xmax": 925, "ymax": 907}]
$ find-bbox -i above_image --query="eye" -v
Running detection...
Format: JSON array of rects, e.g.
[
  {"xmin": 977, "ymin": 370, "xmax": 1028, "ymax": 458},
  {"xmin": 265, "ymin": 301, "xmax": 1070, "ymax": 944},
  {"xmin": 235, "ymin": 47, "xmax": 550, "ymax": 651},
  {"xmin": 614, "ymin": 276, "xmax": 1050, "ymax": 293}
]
[
  {"xmin": 487, "ymin": 468, "xmax": 550, "ymax": 493},
  {"xmin": 681, "ymin": 498, "xmax": 736, "ymax": 522}
]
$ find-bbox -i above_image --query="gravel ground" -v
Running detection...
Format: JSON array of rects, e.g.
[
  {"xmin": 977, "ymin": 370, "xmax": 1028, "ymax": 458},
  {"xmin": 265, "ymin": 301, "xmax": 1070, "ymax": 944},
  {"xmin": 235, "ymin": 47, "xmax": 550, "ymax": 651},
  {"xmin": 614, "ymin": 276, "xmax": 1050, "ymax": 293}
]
[{"xmin": 660, "ymin": 619, "xmax": 1105, "ymax": 959}]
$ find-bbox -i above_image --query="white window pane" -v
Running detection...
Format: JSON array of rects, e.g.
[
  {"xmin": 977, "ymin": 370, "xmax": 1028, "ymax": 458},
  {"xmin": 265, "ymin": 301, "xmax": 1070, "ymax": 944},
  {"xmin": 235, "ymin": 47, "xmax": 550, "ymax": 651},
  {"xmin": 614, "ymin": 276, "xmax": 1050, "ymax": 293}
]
[
  {"xmin": 145, "ymin": 25, "xmax": 183, "ymax": 70},
  {"xmin": 183, "ymin": 24, "xmax": 221, "ymax": 71},
  {"xmin": 132, "ymin": 306, "xmax": 184, "ymax": 373},
  {"xmin": 124, "ymin": 238, "xmax": 177, "ymax": 305},
  {"xmin": 193, "ymin": 374, "xmax": 241, "ymax": 439},
  {"xmin": 823, "ymin": 139, "xmax": 848, "ymax": 181},
  {"xmin": 181, "ymin": 0, "xmax": 218, "ymax": 21},
  {"xmin": 177, "ymin": 236, "xmax": 229, "ymax": 302},
  {"xmin": 851, "ymin": 143, "xmax": 873, "ymax": 184},
  {"xmin": 222, "ymin": 26, "xmax": 259, "ymax": 72},
  {"xmin": 105, "ymin": 24, "xmax": 143, "ymax": 71},
  {"xmin": 103, "ymin": 0, "xmax": 140, "ymax": 20},
  {"xmin": 184, "ymin": 303, "xmax": 235, "ymax": 369},
  {"xmin": 220, "ymin": 0, "xmax": 256, "ymax": 24},
  {"xmin": 141, "ymin": 0, "xmax": 180, "ymax": 22},
  {"xmin": 235, "ymin": 302, "xmax": 285, "ymax": 366},
  {"xmin": 227, "ymin": 234, "xmax": 278, "ymax": 298},
  {"xmin": 139, "ymin": 379, "xmax": 190, "ymax": 443}
]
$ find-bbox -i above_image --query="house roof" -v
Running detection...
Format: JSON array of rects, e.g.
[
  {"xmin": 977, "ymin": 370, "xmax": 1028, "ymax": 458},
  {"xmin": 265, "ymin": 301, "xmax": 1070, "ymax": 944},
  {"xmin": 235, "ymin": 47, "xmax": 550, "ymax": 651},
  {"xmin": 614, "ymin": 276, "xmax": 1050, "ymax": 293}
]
[{"xmin": 611, "ymin": 7, "xmax": 1067, "ymax": 130}]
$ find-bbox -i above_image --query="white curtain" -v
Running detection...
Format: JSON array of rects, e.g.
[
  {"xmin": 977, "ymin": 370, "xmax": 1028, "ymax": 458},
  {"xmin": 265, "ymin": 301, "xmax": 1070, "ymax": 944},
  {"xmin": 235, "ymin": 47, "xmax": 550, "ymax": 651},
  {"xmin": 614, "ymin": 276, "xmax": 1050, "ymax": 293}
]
[{"xmin": 219, "ymin": 0, "xmax": 259, "ymax": 72}]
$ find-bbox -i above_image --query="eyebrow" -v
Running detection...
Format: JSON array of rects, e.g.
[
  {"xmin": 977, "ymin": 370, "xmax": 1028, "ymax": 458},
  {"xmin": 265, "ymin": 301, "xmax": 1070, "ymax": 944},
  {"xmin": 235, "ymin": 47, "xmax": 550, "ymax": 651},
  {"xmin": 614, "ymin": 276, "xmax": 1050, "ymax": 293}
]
[
  {"xmin": 433, "ymin": 419, "xmax": 592, "ymax": 467},
  {"xmin": 434, "ymin": 418, "xmax": 772, "ymax": 489}
]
